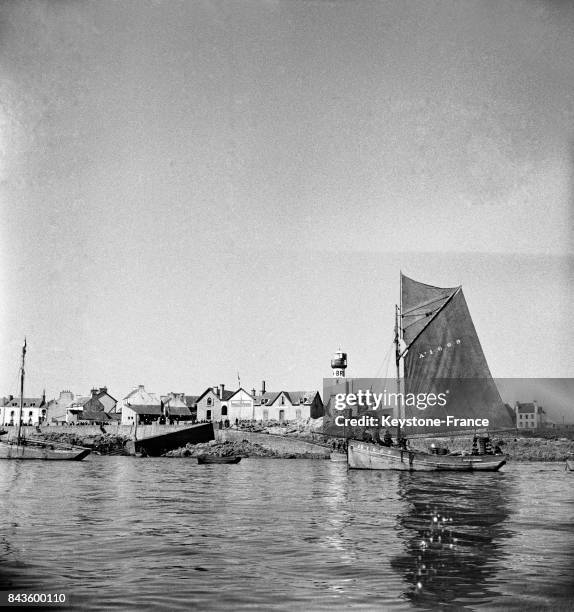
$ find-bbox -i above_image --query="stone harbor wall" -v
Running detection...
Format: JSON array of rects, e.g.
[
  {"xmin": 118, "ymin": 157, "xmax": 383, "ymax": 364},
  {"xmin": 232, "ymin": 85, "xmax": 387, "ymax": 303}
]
[{"xmin": 215, "ymin": 429, "xmax": 331, "ymax": 457}]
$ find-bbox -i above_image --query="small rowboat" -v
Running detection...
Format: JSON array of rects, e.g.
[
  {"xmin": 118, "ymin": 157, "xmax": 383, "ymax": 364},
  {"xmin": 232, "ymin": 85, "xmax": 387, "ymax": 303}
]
[{"xmin": 197, "ymin": 455, "xmax": 241, "ymax": 464}]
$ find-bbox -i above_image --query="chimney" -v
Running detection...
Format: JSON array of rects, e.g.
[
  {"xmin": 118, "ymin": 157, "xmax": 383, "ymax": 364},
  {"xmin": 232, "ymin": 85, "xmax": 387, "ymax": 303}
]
[
  {"xmin": 91, "ymin": 388, "xmax": 98, "ymax": 398},
  {"xmin": 261, "ymin": 380, "xmax": 266, "ymax": 395},
  {"xmin": 138, "ymin": 385, "xmax": 144, "ymax": 391},
  {"xmin": 220, "ymin": 383, "xmax": 225, "ymax": 398},
  {"xmin": 99, "ymin": 387, "xmax": 107, "ymax": 394},
  {"xmin": 214, "ymin": 386, "xmax": 219, "ymax": 398},
  {"xmin": 251, "ymin": 388, "xmax": 256, "ymax": 398}
]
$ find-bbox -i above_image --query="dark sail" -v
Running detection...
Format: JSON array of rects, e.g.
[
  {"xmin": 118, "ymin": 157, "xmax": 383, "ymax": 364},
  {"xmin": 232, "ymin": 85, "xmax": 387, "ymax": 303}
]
[{"xmin": 401, "ymin": 274, "xmax": 514, "ymax": 433}]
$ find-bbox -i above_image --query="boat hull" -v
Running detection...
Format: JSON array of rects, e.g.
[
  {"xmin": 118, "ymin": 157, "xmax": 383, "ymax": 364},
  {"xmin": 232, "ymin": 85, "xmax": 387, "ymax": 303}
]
[
  {"xmin": 0, "ymin": 442, "xmax": 90, "ymax": 461},
  {"xmin": 330, "ymin": 451, "xmax": 348, "ymax": 463},
  {"xmin": 566, "ymin": 460, "xmax": 574, "ymax": 471},
  {"xmin": 348, "ymin": 441, "xmax": 506, "ymax": 472},
  {"xmin": 197, "ymin": 455, "xmax": 241, "ymax": 464}
]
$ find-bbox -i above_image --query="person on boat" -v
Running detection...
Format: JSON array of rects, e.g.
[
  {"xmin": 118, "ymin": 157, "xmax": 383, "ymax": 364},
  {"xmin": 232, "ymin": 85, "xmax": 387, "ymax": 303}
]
[
  {"xmin": 471, "ymin": 436, "xmax": 479, "ymax": 455},
  {"xmin": 484, "ymin": 437, "xmax": 493, "ymax": 455},
  {"xmin": 398, "ymin": 434, "xmax": 408, "ymax": 450},
  {"xmin": 383, "ymin": 430, "xmax": 393, "ymax": 447}
]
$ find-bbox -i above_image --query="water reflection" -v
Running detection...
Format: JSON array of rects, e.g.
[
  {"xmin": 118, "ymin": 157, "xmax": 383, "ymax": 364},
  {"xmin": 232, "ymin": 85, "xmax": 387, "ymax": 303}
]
[{"xmin": 391, "ymin": 472, "xmax": 516, "ymax": 610}]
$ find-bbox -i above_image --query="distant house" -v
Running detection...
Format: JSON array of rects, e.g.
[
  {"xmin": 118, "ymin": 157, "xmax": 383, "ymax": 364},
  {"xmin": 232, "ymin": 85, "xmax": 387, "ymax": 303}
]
[
  {"xmin": 89, "ymin": 387, "xmax": 117, "ymax": 413},
  {"xmin": 0, "ymin": 393, "xmax": 46, "ymax": 426},
  {"xmin": 254, "ymin": 390, "xmax": 323, "ymax": 422},
  {"xmin": 118, "ymin": 385, "xmax": 162, "ymax": 425},
  {"xmin": 226, "ymin": 389, "xmax": 256, "ymax": 422},
  {"xmin": 45, "ymin": 390, "xmax": 75, "ymax": 424},
  {"xmin": 122, "ymin": 404, "xmax": 163, "ymax": 425},
  {"xmin": 515, "ymin": 401, "xmax": 546, "ymax": 429},
  {"xmin": 162, "ymin": 392, "xmax": 192, "ymax": 422},
  {"xmin": 195, "ymin": 385, "xmax": 235, "ymax": 422}
]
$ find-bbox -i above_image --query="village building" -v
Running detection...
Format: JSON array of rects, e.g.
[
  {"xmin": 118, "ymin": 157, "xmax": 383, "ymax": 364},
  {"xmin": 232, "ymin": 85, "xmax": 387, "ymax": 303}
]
[
  {"xmin": 226, "ymin": 389, "xmax": 256, "ymax": 422},
  {"xmin": 254, "ymin": 390, "xmax": 323, "ymax": 422},
  {"xmin": 195, "ymin": 384, "xmax": 235, "ymax": 422},
  {"xmin": 45, "ymin": 390, "xmax": 75, "ymax": 424},
  {"xmin": 161, "ymin": 392, "xmax": 192, "ymax": 422},
  {"xmin": 515, "ymin": 401, "xmax": 547, "ymax": 429},
  {"xmin": 0, "ymin": 393, "xmax": 46, "ymax": 426},
  {"xmin": 118, "ymin": 385, "xmax": 163, "ymax": 425}
]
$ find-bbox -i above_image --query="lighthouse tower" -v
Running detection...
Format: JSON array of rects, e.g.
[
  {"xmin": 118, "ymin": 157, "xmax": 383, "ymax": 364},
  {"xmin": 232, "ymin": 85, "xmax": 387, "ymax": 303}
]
[{"xmin": 331, "ymin": 348, "xmax": 347, "ymax": 380}]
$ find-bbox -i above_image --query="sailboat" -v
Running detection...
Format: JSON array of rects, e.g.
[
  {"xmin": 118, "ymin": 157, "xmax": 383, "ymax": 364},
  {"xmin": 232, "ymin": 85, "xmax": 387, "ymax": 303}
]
[
  {"xmin": 0, "ymin": 340, "xmax": 90, "ymax": 461},
  {"xmin": 347, "ymin": 274, "xmax": 514, "ymax": 471}
]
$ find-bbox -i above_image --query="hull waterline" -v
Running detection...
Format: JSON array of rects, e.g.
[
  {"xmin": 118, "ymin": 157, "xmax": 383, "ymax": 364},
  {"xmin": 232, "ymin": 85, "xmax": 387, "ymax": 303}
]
[
  {"xmin": 348, "ymin": 441, "xmax": 506, "ymax": 472},
  {"xmin": 197, "ymin": 455, "xmax": 241, "ymax": 464}
]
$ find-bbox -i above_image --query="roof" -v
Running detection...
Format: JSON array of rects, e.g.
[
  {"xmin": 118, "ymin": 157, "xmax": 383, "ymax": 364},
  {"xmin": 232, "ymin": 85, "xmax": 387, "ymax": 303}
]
[
  {"xmin": 122, "ymin": 386, "xmax": 161, "ymax": 405},
  {"xmin": 227, "ymin": 388, "xmax": 255, "ymax": 401},
  {"xmin": 255, "ymin": 391, "xmax": 320, "ymax": 406},
  {"xmin": 185, "ymin": 395, "xmax": 199, "ymax": 408},
  {"xmin": 516, "ymin": 402, "xmax": 545, "ymax": 414},
  {"xmin": 1, "ymin": 397, "xmax": 46, "ymax": 408},
  {"xmin": 254, "ymin": 392, "xmax": 281, "ymax": 406},
  {"xmin": 195, "ymin": 387, "xmax": 236, "ymax": 404},
  {"xmin": 165, "ymin": 406, "xmax": 191, "ymax": 417},
  {"xmin": 127, "ymin": 405, "xmax": 163, "ymax": 416},
  {"xmin": 283, "ymin": 391, "xmax": 320, "ymax": 405},
  {"xmin": 69, "ymin": 397, "xmax": 90, "ymax": 408}
]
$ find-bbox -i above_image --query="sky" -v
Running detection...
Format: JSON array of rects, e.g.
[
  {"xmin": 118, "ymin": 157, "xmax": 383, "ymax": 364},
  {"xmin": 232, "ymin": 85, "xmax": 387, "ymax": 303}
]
[{"xmin": 1, "ymin": 1, "xmax": 573, "ymax": 414}]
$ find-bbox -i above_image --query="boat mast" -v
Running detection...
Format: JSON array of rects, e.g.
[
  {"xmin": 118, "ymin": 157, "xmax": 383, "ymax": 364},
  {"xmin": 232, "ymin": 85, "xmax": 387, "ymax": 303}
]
[
  {"xmin": 395, "ymin": 273, "xmax": 404, "ymax": 440},
  {"xmin": 17, "ymin": 338, "xmax": 26, "ymax": 445},
  {"xmin": 394, "ymin": 303, "xmax": 401, "ymax": 440}
]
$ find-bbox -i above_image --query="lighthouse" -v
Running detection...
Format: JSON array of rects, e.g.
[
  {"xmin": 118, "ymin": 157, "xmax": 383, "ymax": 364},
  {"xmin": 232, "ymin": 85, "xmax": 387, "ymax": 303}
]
[{"xmin": 331, "ymin": 348, "xmax": 347, "ymax": 380}]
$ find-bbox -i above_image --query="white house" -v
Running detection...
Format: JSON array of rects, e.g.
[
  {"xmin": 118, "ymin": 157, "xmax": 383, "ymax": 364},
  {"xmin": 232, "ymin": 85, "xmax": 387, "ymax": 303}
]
[
  {"xmin": 254, "ymin": 391, "xmax": 323, "ymax": 422},
  {"xmin": 118, "ymin": 385, "xmax": 162, "ymax": 425},
  {"xmin": 0, "ymin": 394, "xmax": 46, "ymax": 426}
]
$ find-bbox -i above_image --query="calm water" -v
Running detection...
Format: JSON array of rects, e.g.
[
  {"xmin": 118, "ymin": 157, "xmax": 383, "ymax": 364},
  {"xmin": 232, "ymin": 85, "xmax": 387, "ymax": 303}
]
[{"xmin": 0, "ymin": 457, "xmax": 573, "ymax": 611}]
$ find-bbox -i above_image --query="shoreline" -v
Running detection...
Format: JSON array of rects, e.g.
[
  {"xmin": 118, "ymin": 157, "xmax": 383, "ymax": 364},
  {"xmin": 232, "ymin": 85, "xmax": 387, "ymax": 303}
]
[{"xmin": 14, "ymin": 429, "xmax": 574, "ymax": 462}]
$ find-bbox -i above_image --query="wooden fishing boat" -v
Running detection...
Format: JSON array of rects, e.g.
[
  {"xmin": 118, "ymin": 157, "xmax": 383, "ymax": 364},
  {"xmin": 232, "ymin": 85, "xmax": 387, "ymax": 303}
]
[
  {"xmin": 330, "ymin": 275, "xmax": 514, "ymax": 472},
  {"xmin": 197, "ymin": 455, "xmax": 241, "ymax": 464}
]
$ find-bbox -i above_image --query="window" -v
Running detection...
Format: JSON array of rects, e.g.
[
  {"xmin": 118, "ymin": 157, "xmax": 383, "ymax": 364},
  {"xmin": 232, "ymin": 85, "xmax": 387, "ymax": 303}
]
[
  {"xmin": 281, "ymin": 396, "xmax": 285, "ymax": 405},
  {"xmin": 221, "ymin": 406, "xmax": 228, "ymax": 416},
  {"xmin": 207, "ymin": 397, "xmax": 212, "ymax": 407}
]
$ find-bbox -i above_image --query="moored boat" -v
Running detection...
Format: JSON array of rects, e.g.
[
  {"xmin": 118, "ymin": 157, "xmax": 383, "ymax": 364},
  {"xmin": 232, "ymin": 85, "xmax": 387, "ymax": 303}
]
[
  {"xmin": 0, "ymin": 339, "xmax": 90, "ymax": 462},
  {"xmin": 342, "ymin": 274, "xmax": 514, "ymax": 472},
  {"xmin": 566, "ymin": 455, "xmax": 574, "ymax": 471},
  {"xmin": 348, "ymin": 441, "xmax": 505, "ymax": 471},
  {"xmin": 0, "ymin": 437, "xmax": 90, "ymax": 461},
  {"xmin": 197, "ymin": 455, "xmax": 241, "ymax": 464}
]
